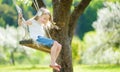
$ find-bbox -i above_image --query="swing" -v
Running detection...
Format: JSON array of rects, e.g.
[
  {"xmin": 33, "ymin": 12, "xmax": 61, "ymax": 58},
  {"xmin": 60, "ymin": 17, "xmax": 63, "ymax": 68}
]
[
  {"xmin": 19, "ymin": 39, "xmax": 50, "ymax": 53},
  {"xmin": 13, "ymin": 0, "xmax": 51, "ymax": 53}
]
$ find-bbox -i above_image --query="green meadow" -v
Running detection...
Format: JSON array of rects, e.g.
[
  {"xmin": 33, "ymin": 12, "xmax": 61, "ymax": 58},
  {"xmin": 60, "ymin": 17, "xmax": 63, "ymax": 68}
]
[{"xmin": 0, "ymin": 65, "xmax": 120, "ymax": 72}]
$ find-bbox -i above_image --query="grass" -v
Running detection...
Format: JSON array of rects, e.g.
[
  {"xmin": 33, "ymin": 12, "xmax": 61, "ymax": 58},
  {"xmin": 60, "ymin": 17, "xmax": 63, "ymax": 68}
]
[
  {"xmin": 0, "ymin": 65, "xmax": 52, "ymax": 72},
  {"xmin": 0, "ymin": 64, "xmax": 120, "ymax": 72},
  {"xmin": 74, "ymin": 64, "xmax": 120, "ymax": 72}
]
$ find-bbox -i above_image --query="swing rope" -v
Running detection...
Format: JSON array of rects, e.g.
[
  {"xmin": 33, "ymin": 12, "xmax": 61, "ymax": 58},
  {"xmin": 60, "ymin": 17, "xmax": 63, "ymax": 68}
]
[
  {"xmin": 33, "ymin": 0, "xmax": 39, "ymax": 11},
  {"xmin": 13, "ymin": 0, "xmax": 30, "ymax": 39}
]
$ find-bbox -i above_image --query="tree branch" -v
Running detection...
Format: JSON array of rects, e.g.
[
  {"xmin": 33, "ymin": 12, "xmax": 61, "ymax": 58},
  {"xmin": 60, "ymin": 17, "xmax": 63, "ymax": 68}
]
[
  {"xmin": 32, "ymin": 0, "xmax": 46, "ymax": 10},
  {"xmin": 68, "ymin": 0, "xmax": 92, "ymax": 43}
]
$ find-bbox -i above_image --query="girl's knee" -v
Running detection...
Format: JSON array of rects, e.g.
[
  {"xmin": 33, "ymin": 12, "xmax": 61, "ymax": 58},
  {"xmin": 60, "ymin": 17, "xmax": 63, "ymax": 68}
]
[
  {"xmin": 58, "ymin": 43, "xmax": 62, "ymax": 49},
  {"xmin": 54, "ymin": 41, "xmax": 62, "ymax": 49}
]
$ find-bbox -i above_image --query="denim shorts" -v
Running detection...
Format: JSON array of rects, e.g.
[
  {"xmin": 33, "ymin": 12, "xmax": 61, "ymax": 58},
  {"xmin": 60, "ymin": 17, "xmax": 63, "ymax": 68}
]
[{"xmin": 36, "ymin": 36, "xmax": 54, "ymax": 48}]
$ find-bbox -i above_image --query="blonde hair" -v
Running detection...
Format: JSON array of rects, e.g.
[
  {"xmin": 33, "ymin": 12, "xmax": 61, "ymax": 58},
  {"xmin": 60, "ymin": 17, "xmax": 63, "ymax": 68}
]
[{"xmin": 33, "ymin": 7, "xmax": 59, "ymax": 29}]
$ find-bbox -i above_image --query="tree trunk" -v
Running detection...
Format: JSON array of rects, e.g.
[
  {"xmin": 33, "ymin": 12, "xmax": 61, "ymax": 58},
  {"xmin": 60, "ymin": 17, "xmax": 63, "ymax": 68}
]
[
  {"xmin": 52, "ymin": 0, "xmax": 73, "ymax": 72},
  {"xmin": 10, "ymin": 48, "xmax": 16, "ymax": 65},
  {"xmin": 32, "ymin": 0, "xmax": 92, "ymax": 72}
]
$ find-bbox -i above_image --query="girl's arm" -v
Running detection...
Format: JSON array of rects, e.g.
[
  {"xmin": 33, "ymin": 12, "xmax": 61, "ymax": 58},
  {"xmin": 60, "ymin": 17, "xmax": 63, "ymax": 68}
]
[
  {"xmin": 18, "ymin": 13, "xmax": 32, "ymax": 26},
  {"xmin": 25, "ymin": 20, "xmax": 32, "ymax": 25}
]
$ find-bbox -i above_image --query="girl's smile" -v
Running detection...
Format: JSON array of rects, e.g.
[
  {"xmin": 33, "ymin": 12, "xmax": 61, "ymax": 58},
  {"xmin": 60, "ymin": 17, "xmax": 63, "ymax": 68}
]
[{"xmin": 38, "ymin": 14, "xmax": 50, "ymax": 24}]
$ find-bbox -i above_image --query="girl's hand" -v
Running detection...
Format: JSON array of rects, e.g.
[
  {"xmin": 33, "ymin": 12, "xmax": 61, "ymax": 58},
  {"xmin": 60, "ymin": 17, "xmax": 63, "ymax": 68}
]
[
  {"xmin": 18, "ymin": 13, "xmax": 23, "ymax": 25},
  {"xmin": 18, "ymin": 13, "xmax": 23, "ymax": 19}
]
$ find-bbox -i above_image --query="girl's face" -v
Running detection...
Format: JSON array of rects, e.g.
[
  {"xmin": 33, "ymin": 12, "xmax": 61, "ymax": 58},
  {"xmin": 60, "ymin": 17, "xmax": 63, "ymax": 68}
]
[{"xmin": 39, "ymin": 14, "xmax": 50, "ymax": 24}]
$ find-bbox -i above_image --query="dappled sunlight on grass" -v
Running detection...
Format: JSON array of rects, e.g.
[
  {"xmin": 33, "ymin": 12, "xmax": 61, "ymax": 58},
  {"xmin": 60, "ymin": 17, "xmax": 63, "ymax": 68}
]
[
  {"xmin": 0, "ymin": 64, "xmax": 120, "ymax": 72},
  {"xmin": 0, "ymin": 65, "xmax": 52, "ymax": 72},
  {"xmin": 81, "ymin": 64, "xmax": 120, "ymax": 69},
  {"xmin": 74, "ymin": 64, "xmax": 120, "ymax": 72}
]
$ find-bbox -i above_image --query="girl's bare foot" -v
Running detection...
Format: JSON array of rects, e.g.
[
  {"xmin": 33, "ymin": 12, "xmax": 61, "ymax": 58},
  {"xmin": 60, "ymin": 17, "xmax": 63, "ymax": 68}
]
[
  {"xmin": 49, "ymin": 63, "xmax": 61, "ymax": 71},
  {"xmin": 50, "ymin": 65, "xmax": 60, "ymax": 71}
]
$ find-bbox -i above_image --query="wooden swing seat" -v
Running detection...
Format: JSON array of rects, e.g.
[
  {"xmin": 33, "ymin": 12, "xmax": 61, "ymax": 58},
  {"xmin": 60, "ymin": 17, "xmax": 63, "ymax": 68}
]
[{"xmin": 19, "ymin": 39, "xmax": 50, "ymax": 53}]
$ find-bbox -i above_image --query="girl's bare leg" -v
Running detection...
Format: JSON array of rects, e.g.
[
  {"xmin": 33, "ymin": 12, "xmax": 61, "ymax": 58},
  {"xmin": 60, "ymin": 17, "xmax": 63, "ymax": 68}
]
[{"xmin": 50, "ymin": 41, "xmax": 62, "ymax": 71}]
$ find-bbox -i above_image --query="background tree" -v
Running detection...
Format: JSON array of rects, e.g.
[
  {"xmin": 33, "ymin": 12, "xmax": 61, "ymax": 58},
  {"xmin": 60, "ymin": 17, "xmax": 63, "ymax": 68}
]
[
  {"xmin": 34, "ymin": 0, "xmax": 91, "ymax": 72},
  {"xmin": 76, "ymin": 0, "xmax": 104, "ymax": 39},
  {"xmin": 82, "ymin": 2, "xmax": 120, "ymax": 65},
  {"xmin": 0, "ymin": 0, "xmax": 34, "ymax": 27},
  {"xmin": 76, "ymin": 0, "xmax": 120, "ymax": 40}
]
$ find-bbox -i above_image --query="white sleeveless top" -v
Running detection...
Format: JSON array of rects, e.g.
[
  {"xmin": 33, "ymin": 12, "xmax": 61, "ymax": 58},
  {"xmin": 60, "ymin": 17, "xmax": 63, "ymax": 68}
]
[{"xmin": 29, "ymin": 19, "xmax": 47, "ymax": 40}]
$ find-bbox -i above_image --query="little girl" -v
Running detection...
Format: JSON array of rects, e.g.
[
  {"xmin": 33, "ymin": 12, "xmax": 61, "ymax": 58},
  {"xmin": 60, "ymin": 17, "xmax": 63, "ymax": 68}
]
[{"xmin": 18, "ymin": 7, "xmax": 62, "ymax": 71}]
